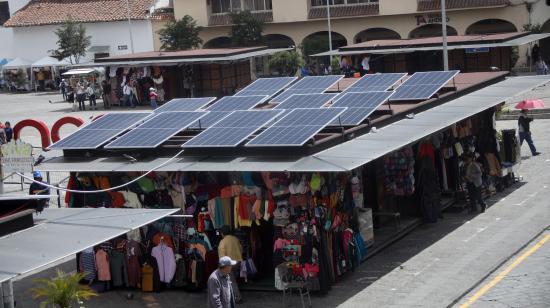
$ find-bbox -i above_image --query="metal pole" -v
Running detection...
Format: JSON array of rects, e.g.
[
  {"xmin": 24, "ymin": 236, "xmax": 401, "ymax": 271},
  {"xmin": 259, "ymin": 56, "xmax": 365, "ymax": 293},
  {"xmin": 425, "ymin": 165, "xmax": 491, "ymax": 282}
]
[
  {"xmin": 441, "ymin": 0, "xmax": 449, "ymax": 71},
  {"xmin": 125, "ymin": 0, "xmax": 135, "ymax": 54},
  {"xmin": 1, "ymin": 280, "xmax": 14, "ymax": 308},
  {"xmin": 326, "ymin": 0, "xmax": 333, "ymax": 67}
]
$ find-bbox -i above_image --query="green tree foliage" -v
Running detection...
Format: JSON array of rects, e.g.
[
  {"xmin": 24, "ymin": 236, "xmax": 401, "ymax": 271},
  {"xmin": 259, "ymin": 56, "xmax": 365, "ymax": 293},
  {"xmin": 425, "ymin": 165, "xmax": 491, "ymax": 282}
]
[
  {"xmin": 49, "ymin": 19, "xmax": 91, "ymax": 64},
  {"xmin": 268, "ymin": 50, "xmax": 304, "ymax": 76},
  {"xmin": 158, "ymin": 15, "xmax": 203, "ymax": 51},
  {"xmin": 229, "ymin": 11, "xmax": 264, "ymax": 47},
  {"xmin": 522, "ymin": 23, "xmax": 542, "ymax": 34},
  {"xmin": 31, "ymin": 269, "xmax": 98, "ymax": 308}
]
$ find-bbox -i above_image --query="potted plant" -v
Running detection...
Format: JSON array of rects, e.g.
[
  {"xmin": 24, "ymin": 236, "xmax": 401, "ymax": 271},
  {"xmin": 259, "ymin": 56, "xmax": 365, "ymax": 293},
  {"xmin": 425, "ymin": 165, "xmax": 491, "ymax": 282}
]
[{"xmin": 31, "ymin": 269, "xmax": 98, "ymax": 308}]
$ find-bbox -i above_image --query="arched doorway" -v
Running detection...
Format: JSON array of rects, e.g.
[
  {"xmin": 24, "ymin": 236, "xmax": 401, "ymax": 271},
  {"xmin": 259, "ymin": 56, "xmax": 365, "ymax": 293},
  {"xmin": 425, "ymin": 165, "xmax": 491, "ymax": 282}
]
[
  {"xmin": 203, "ymin": 37, "xmax": 232, "ymax": 48},
  {"xmin": 465, "ymin": 19, "xmax": 517, "ymax": 34},
  {"xmin": 539, "ymin": 19, "xmax": 550, "ymax": 63},
  {"xmin": 301, "ymin": 31, "xmax": 347, "ymax": 57},
  {"xmin": 354, "ymin": 28, "xmax": 401, "ymax": 44},
  {"xmin": 409, "ymin": 24, "xmax": 458, "ymax": 38},
  {"xmin": 263, "ymin": 34, "xmax": 295, "ymax": 48}
]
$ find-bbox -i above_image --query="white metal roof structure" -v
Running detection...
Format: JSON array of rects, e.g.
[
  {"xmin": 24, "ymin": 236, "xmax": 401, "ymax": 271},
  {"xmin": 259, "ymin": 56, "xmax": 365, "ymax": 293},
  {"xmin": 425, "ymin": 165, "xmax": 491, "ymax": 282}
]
[
  {"xmin": 31, "ymin": 56, "xmax": 71, "ymax": 68},
  {"xmin": 0, "ymin": 207, "xmax": 177, "ymax": 283},
  {"xmin": 1, "ymin": 57, "xmax": 32, "ymax": 70},
  {"xmin": 38, "ymin": 75, "xmax": 550, "ymax": 173}
]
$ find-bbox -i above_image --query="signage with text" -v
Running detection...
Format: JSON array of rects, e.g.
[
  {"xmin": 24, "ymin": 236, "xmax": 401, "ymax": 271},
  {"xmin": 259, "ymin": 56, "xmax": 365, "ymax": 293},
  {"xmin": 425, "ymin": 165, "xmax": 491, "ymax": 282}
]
[
  {"xmin": 415, "ymin": 14, "xmax": 450, "ymax": 26},
  {"xmin": 0, "ymin": 141, "xmax": 33, "ymax": 174}
]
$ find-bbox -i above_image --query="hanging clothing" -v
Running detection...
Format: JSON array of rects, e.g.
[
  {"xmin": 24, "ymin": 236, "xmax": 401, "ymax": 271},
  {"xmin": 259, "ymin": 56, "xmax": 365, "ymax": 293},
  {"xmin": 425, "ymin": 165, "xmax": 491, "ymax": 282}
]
[
  {"xmin": 95, "ymin": 249, "xmax": 111, "ymax": 281},
  {"xmin": 110, "ymin": 250, "xmax": 129, "ymax": 287},
  {"xmin": 79, "ymin": 248, "xmax": 97, "ymax": 282},
  {"xmin": 151, "ymin": 243, "xmax": 177, "ymax": 283}
]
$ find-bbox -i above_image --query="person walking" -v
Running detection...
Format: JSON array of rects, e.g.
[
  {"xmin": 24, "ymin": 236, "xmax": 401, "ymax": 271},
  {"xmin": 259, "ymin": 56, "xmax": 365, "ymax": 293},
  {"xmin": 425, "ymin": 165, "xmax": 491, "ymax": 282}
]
[
  {"xmin": 464, "ymin": 154, "xmax": 487, "ymax": 213},
  {"xmin": 149, "ymin": 87, "xmax": 158, "ymax": 109},
  {"xmin": 76, "ymin": 81, "xmax": 86, "ymax": 111},
  {"xmin": 208, "ymin": 256, "xmax": 238, "ymax": 308},
  {"xmin": 87, "ymin": 83, "xmax": 97, "ymax": 110},
  {"xmin": 218, "ymin": 226, "xmax": 243, "ymax": 303},
  {"xmin": 122, "ymin": 82, "xmax": 135, "ymax": 108},
  {"xmin": 101, "ymin": 80, "xmax": 111, "ymax": 109},
  {"xmin": 4, "ymin": 121, "xmax": 13, "ymax": 142},
  {"xmin": 29, "ymin": 171, "xmax": 50, "ymax": 212},
  {"xmin": 59, "ymin": 79, "xmax": 68, "ymax": 101},
  {"xmin": 518, "ymin": 109, "xmax": 541, "ymax": 156}
]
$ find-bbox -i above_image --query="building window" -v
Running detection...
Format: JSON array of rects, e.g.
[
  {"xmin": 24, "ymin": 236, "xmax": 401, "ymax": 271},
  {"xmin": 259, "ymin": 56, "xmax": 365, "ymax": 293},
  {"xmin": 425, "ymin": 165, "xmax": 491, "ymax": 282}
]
[
  {"xmin": 212, "ymin": 0, "xmax": 272, "ymax": 13},
  {"xmin": 310, "ymin": 0, "xmax": 377, "ymax": 6},
  {"xmin": 0, "ymin": 1, "xmax": 10, "ymax": 26}
]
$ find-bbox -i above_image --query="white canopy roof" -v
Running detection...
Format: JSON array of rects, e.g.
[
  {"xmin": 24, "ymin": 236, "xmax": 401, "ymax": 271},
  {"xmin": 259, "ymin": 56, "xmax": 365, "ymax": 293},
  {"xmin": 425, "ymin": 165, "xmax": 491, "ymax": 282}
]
[
  {"xmin": 2, "ymin": 57, "xmax": 33, "ymax": 69},
  {"xmin": 62, "ymin": 68, "xmax": 99, "ymax": 75},
  {"xmin": 0, "ymin": 207, "xmax": 177, "ymax": 283},
  {"xmin": 31, "ymin": 56, "xmax": 71, "ymax": 68}
]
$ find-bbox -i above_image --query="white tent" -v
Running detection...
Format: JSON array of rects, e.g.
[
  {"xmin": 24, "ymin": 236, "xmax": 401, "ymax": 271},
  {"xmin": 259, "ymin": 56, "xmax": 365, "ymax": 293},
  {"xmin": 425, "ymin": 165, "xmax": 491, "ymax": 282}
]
[
  {"xmin": 2, "ymin": 57, "xmax": 32, "ymax": 70},
  {"xmin": 31, "ymin": 56, "xmax": 71, "ymax": 68}
]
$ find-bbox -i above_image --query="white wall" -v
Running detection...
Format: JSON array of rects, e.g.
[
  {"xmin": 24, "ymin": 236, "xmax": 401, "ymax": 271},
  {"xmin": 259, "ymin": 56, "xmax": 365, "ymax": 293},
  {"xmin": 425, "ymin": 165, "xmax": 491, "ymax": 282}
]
[
  {"xmin": 0, "ymin": 0, "xmax": 31, "ymax": 59},
  {"xmin": 11, "ymin": 20, "xmax": 155, "ymax": 62}
]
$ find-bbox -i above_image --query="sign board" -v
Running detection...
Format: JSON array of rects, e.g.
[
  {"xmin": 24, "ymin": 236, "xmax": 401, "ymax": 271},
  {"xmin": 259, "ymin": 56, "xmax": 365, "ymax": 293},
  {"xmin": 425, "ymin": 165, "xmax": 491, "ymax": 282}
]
[
  {"xmin": 415, "ymin": 14, "xmax": 450, "ymax": 26},
  {"xmin": 465, "ymin": 47, "xmax": 490, "ymax": 54},
  {"xmin": 118, "ymin": 45, "xmax": 128, "ymax": 51},
  {"xmin": 0, "ymin": 141, "xmax": 33, "ymax": 174}
]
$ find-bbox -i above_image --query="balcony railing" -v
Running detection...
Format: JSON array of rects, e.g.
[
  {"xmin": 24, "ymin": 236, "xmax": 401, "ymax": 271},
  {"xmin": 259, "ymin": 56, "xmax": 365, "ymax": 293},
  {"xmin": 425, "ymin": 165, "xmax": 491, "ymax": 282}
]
[
  {"xmin": 417, "ymin": 0, "xmax": 510, "ymax": 12},
  {"xmin": 308, "ymin": 2, "xmax": 380, "ymax": 19},
  {"xmin": 208, "ymin": 10, "xmax": 273, "ymax": 26}
]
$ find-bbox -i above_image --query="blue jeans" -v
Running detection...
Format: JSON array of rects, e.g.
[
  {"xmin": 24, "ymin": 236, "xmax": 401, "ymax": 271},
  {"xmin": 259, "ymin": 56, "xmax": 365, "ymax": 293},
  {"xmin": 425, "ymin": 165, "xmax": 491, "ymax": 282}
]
[
  {"xmin": 519, "ymin": 131, "xmax": 537, "ymax": 155},
  {"xmin": 150, "ymin": 99, "xmax": 157, "ymax": 109}
]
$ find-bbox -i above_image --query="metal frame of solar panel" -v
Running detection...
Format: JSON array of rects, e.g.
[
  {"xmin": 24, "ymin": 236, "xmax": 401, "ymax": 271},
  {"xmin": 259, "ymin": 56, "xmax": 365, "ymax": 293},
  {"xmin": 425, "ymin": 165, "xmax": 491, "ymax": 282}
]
[
  {"xmin": 246, "ymin": 107, "xmax": 346, "ymax": 147},
  {"xmin": 330, "ymin": 91, "xmax": 394, "ymax": 126},
  {"xmin": 274, "ymin": 93, "xmax": 337, "ymax": 110},
  {"xmin": 153, "ymin": 97, "xmax": 216, "ymax": 113},
  {"xmin": 49, "ymin": 112, "xmax": 151, "ymax": 149},
  {"xmin": 234, "ymin": 77, "xmax": 297, "ymax": 98},
  {"xmin": 183, "ymin": 110, "xmax": 284, "ymax": 147},
  {"xmin": 105, "ymin": 111, "xmax": 207, "ymax": 149},
  {"xmin": 344, "ymin": 73, "xmax": 407, "ymax": 93},
  {"xmin": 390, "ymin": 70, "xmax": 459, "ymax": 101},
  {"xmin": 189, "ymin": 111, "xmax": 231, "ymax": 129},
  {"xmin": 206, "ymin": 95, "xmax": 269, "ymax": 112},
  {"xmin": 272, "ymin": 75, "xmax": 344, "ymax": 102}
]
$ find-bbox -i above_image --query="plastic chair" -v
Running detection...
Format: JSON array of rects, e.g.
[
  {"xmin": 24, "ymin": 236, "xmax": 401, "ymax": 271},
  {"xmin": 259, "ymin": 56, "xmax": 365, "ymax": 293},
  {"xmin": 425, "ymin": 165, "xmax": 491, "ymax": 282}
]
[{"xmin": 276, "ymin": 265, "xmax": 312, "ymax": 308}]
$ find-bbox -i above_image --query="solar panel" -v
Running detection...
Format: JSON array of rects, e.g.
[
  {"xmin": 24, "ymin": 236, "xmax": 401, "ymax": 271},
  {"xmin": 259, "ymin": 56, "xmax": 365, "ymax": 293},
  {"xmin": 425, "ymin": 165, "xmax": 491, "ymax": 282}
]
[
  {"xmin": 206, "ymin": 95, "xmax": 268, "ymax": 112},
  {"xmin": 105, "ymin": 111, "xmax": 207, "ymax": 148},
  {"xmin": 275, "ymin": 93, "xmax": 337, "ymax": 110},
  {"xmin": 235, "ymin": 77, "xmax": 297, "ymax": 97},
  {"xmin": 345, "ymin": 73, "xmax": 407, "ymax": 93},
  {"xmin": 246, "ymin": 108, "xmax": 346, "ymax": 147},
  {"xmin": 189, "ymin": 111, "xmax": 231, "ymax": 129},
  {"xmin": 183, "ymin": 110, "xmax": 283, "ymax": 147},
  {"xmin": 330, "ymin": 92, "xmax": 394, "ymax": 126},
  {"xmin": 49, "ymin": 112, "xmax": 151, "ymax": 149},
  {"xmin": 390, "ymin": 70, "xmax": 459, "ymax": 101},
  {"xmin": 272, "ymin": 75, "xmax": 344, "ymax": 102},
  {"xmin": 154, "ymin": 97, "xmax": 216, "ymax": 113}
]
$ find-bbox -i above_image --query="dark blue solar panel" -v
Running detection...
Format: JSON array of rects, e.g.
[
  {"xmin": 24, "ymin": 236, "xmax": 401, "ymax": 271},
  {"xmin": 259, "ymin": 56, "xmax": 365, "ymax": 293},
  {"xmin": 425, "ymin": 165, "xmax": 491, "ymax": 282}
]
[
  {"xmin": 206, "ymin": 95, "xmax": 268, "ymax": 111},
  {"xmin": 390, "ymin": 70, "xmax": 459, "ymax": 101},
  {"xmin": 345, "ymin": 73, "xmax": 407, "ymax": 92},
  {"xmin": 330, "ymin": 92, "xmax": 394, "ymax": 125},
  {"xmin": 235, "ymin": 77, "xmax": 297, "ymax": 97},
  {"xmin": 183, "ymin": 110, "xmax": 283, "ymax": 147},
  {"xmin": 246, "ymin": 108, "xmax": 346, "ymax": 147},
  {"xmin": 275, "ymin": 93, "xmax": 337, "ymax": 110},
  {"xmin": 189, "ymin": 111, "xmax": 231, "ymax": 129},
  {"xmin": 272, "ymin": 75, "xmax": 344, "ymax": 102},
  {"xmin": 154, "ymin": 97, "xmax": 216, "ymax": 113},
  {"xmin": 49, "ymin": 112, "xmax": 151, "ymax": 149},
  {"xmin": 105, "ymin": 112, "xmax": 207, "ymax": 148}
]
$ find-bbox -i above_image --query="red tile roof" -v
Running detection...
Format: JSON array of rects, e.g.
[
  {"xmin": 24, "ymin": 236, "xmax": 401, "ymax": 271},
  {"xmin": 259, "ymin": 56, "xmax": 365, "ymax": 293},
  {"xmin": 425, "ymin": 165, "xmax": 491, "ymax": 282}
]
[
  {"xmin": 308, "ymin": 3, "xmax": 379, "ymax": 19},
  {"xmin": 208, "ymin": 11, "xmax": 273, "ymax": 26},
  {"xmin": 417, "ymin": 0, "xmax": 509, "ymax": 12},
  {"xmin": 4, "ymin": 0, "xmax": 164, "ymax": 27}
]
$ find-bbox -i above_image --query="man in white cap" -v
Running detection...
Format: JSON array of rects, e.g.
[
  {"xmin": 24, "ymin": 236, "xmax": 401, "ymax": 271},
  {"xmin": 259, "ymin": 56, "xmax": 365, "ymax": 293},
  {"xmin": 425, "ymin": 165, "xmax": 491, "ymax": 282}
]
[{"xmin": 208, "ymin": 256, "xmax": 237, "ymax": 308}]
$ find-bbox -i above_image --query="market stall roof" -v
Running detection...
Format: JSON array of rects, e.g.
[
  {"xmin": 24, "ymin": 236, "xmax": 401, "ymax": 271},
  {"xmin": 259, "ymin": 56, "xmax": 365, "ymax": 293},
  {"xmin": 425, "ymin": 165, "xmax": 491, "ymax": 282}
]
[
  {"xmin": 0, "ymin": 207, "xmax": 177, "ymax": 283},
  {"xmin": 31, "ymin": 56, "xmax": 71, "ymax": 68},
  {"xmin": 72, "ymin": 47, "xmax": 292, "ymax": 67},
  {"xmin": 312, "ymin": 32, "xmax": 550, "ymax": 56},
  {"xmin": 38, "ymin": 75, "xmax": 550, "ymax": 172},
  {"xmin": 2, "ymin": 57, "xmax": 33, "ymax": 69},
  {"xmin": 61, "ymin": 68, "xmax": 101, "ymax": 76}
]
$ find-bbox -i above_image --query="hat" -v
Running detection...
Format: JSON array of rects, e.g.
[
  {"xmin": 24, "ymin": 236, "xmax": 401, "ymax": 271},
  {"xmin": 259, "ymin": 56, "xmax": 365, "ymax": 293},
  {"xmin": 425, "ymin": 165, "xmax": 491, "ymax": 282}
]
[
  {"xmin": 33, "ymin": 171, "xmax": 43, "ymax": 178},
  {"xmin": 218, "ymin": 256, "xmax": 237, "ymax": 267},
  {"xmin": 149, "ymin": 87, "xmax": 156, "ymax": 92}
]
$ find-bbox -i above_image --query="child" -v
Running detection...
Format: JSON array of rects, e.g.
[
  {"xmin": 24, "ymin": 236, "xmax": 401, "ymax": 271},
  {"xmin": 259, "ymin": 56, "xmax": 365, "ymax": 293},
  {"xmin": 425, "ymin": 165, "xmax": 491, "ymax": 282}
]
[
  {"xmin": 4, "ymin": 121, "xmax": 13, "ymax": 142},
  {"xmin": 464, "ymin": 154, "xmax": 487, "ymax": 213},
  {"xmin": 149, "ymin": 87, "xmax": 158, "ymax": 109}
]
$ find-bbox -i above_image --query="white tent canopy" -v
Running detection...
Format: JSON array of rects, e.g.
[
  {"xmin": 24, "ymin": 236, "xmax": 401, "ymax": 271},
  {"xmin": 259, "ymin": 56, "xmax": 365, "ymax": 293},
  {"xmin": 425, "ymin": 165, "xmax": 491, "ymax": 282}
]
[
  {"xmin": 31, "ymin": 56, "xmax": 71, "ymax": 68},
  {"xmin": 2, "ymin": 57, "xmax": 32, "ymax": 70}
]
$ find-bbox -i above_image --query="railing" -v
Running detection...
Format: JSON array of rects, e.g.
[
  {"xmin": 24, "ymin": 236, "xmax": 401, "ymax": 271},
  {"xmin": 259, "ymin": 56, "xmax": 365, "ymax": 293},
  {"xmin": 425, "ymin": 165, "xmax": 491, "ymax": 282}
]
[
  {"xmin": 208, "ymin": 10, "xmax": 274, "ymax": 26},
  {"xmin": 417, "ymin": 0, "xmax": 510, "ymax": 12},
  {"xmin": 308, "ymin": 2, "xmax": 380, "ymax": 19}
]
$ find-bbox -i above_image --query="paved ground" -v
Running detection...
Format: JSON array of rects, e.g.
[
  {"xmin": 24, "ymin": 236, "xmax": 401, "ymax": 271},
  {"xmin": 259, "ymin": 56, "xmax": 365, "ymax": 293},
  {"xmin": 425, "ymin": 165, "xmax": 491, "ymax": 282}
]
[{"xmin": 2, "ymin": 83, "xmax": 550, "ymax": 307}]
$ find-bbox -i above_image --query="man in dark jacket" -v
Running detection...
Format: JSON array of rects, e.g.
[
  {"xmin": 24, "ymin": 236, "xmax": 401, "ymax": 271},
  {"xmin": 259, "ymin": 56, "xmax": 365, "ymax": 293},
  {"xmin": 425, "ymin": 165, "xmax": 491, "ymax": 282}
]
[
  {"xmin": 208, "ymin": 256, "xmax": 237, "ymax": 308},
  {"xmin": 518, "ymin": 109, "xmax": 540, "ymax": 156}
]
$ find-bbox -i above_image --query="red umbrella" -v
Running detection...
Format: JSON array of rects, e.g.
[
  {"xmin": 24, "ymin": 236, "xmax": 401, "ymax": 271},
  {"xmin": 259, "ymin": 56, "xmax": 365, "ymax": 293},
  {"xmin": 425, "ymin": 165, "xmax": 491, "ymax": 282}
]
[{"xmin": 515, "ymin": 99, "xmax": 545, "ymax": 110}]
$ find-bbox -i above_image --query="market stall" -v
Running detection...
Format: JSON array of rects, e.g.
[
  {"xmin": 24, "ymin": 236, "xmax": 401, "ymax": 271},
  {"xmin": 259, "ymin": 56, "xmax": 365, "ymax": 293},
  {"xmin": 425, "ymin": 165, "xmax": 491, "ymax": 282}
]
[
  {"xmin": 31, "ymin": 56, "xmax": 71, "ymax": 91},
  {"xmin": 1, "ymin": 57, "xmax": 32, "ymax": 91}
]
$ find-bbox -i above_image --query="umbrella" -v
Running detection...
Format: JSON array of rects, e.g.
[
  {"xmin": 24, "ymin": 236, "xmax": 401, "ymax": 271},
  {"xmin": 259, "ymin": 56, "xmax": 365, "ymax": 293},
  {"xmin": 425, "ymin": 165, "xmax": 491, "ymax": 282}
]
[{"xmin": 515, "ymin": 99, "xmax": 545, "ymax": 110}]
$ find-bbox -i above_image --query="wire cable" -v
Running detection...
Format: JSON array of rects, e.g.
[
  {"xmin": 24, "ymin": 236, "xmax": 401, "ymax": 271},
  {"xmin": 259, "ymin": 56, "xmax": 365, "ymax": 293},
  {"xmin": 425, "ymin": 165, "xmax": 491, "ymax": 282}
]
[{"xmin": 16, "ymin": 150, "xmax": 184, "ymax": 194}]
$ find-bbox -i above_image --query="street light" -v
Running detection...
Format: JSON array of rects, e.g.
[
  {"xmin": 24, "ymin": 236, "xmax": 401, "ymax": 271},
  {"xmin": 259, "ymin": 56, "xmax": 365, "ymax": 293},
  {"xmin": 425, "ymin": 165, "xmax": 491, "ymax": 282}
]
[
  {"xmin": 326, "ymin": 0, "xmax": 333, "ymax": 67},
  {"xmin": 441, "ymin": 0, "xmax": 449, "ymax": 71}
]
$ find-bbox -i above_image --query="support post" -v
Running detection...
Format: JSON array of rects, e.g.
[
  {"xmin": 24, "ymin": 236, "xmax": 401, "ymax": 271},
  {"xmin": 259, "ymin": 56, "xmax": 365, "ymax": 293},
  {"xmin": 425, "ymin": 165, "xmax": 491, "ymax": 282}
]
[{"xmin": 441, "ymin": 0, "xmax": 449, "ymax": 71}]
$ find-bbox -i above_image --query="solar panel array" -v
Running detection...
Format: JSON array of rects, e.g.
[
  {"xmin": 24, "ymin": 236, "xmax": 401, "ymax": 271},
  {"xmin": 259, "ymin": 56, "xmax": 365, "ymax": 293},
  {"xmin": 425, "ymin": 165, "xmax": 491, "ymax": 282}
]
[
  {"xmin": 183, "ymin": 110, "xmax": 283, "ymax": 147},
  {"xmin": 235, "ymin": 77, "xmax": 297, "ymax": 97},
  {"xmin": 274, "ymin": 93, "xmax": 337, "ymax": 110},
  {"xmin": 49, "ymin": 113, "xmax": 151, "ymax": 149},
  {"xmin": 330, "ymin": 92, "xmax": 394, "ymax": 126},
  {"xmin": 390, "ymin": 70, "xmax": 459, "ymax": 101},
  {"xmin": 105, "ymin": 112, "xmax": 207, "ymax": 148},
  {"xmin": 207, "ymin": 95, "xmax": 268, "ymax": 111},
  {"xmin": 246, "ymin": 108, "xmax": 346, "ymax": 147},
  {"xmin": 154, "ymin": 97, "xmax": 216, "ymax": 113},
  {"xmin": 272, "ymin": 75, "xmax": 344, "ymax": 102},
  {"xmin": 344, "ymin": 73, "xmax": 407, "ymax": 93},
  {"xmin": 189, "ymin": 111, "xmax": 231, "ymax": 129}
]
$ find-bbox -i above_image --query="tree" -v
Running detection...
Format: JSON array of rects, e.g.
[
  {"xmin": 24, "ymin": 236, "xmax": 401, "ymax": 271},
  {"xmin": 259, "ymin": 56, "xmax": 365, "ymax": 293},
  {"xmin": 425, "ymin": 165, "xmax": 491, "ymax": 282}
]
[
  {"xmin": 229, "ymin": 11, "xmax": 264, "ymax": 47},
  {"xmin": 31, "ymin": 269, "xmax": 97, "ymax": 308},
  {"xmin": 50, "ymin": 19, "xmax": 91, "ymax": 64},
  {"xmin": 522, "ymin": 23, "xmax": 542, "ymax": 34},
  {"xmin": 158, "ymin": 15, "xmax": 203, "ymax": 51},
  {"xmin": 268, "ymin": 50, "xmax": 304, "ymax": 76}
]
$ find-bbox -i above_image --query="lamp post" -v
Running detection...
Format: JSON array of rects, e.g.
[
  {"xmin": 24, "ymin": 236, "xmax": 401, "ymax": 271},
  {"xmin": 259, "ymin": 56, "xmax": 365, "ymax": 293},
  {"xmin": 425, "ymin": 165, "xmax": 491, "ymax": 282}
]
[
  {"xmin": 125, "ymin": 0, "xmax": 135, "ymax": 53},
  {"xmin": 326, "ymin": 0, "xmax": 333, "ymax": 66},
  {"xmin": 441, "ymin": 0, "xmax": 449, "ymax": 71}
]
